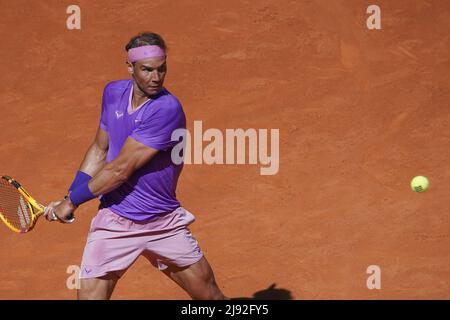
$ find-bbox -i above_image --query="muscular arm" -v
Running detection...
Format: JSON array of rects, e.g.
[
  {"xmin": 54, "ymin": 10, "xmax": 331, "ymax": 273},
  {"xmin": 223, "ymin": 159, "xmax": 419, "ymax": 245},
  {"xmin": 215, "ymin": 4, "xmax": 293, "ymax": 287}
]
[
  {"xmin": 78, "ymin": 127, "xmax": 109, "ymax": 176},
  {"xmin": 54, "ymin": 95, "xmax": 183, "ymax": 221},
  {"xmin": 88, "ymin": 137, "xmax": 159, "ymax": 196},
  {"xmin": 48, "ymin": 127, "xmax": 110, "ymax": 221}
]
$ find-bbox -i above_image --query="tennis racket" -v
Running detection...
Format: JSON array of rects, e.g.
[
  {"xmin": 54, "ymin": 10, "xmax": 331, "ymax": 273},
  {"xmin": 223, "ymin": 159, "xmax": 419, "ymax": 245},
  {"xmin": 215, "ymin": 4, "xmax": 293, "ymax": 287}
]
[{"xmin": 0, "ymin": 175, "xmax": 74, "ymax": 233}]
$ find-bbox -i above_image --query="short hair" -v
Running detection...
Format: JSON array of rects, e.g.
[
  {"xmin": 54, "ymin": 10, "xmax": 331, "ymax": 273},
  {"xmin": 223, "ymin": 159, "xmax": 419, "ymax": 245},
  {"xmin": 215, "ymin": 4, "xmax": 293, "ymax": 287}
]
[{"xmin": 125, "ymin": 32, "xmax": 168, "ymax": 52}]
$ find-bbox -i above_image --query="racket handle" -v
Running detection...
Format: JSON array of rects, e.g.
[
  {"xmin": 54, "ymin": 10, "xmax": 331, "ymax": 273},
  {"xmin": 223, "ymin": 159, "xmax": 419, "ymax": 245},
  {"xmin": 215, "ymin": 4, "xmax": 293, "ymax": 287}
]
[{"xmin": 39, "ymin": 205, "xmax": 75, "ymax": 222}]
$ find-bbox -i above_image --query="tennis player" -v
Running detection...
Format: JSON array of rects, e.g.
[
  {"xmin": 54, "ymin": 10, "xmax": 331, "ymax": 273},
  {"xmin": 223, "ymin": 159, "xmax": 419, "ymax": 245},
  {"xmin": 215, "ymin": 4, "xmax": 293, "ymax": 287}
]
[{"xmin": 44, "ymin": 32, "xmax": 227, "ymax": 300}]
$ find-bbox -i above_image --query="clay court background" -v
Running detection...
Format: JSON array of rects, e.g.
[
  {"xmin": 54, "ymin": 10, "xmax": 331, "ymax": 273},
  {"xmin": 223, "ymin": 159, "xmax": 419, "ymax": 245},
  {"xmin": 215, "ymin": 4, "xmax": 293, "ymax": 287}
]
[{"xmin": 0, "ymin": 0, "xmax": 449, "ymax": 299}]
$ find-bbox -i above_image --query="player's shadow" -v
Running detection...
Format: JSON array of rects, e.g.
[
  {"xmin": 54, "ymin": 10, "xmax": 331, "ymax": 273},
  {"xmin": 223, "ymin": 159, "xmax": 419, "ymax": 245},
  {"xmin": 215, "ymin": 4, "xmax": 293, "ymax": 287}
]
[{"xmin": 231, "ymin": 283, "xmax": 293, "ymax": 300}]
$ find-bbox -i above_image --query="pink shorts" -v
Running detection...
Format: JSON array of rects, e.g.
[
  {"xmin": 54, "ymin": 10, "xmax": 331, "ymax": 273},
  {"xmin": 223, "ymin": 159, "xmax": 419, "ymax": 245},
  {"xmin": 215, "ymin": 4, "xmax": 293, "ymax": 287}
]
[{"xmin": 79, "ymin": 207, "xmax": 203, "ymax": 279}]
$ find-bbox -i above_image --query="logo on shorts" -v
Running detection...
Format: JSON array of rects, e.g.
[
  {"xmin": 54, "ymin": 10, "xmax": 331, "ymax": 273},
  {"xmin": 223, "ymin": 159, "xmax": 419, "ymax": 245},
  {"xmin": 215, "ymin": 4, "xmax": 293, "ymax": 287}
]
[
  {"xmin": 115, "ymin": 111, "xmax": 124, "ymax": 119},
  {"xmin": 84, "ymin": 267, "xmax": 92, "ymax": 274}
]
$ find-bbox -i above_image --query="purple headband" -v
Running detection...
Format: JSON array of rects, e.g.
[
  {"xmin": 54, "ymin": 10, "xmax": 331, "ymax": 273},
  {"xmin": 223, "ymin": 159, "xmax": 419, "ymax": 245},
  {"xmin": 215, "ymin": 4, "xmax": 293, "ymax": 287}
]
[{"xmin": 128, "ymin": 45, "xmax": 166, "ymax": 62}]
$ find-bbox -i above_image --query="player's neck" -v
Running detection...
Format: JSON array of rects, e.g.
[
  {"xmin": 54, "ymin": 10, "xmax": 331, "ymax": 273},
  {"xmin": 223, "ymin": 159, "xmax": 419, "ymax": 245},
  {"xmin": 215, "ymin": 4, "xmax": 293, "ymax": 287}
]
[
  {"xmin": 131, "ymin": 85, "xmax": 151, "ymax": 110},
  {"xmin": 131, "ymin": 94, "xmax": 149, "ymax": 110}
]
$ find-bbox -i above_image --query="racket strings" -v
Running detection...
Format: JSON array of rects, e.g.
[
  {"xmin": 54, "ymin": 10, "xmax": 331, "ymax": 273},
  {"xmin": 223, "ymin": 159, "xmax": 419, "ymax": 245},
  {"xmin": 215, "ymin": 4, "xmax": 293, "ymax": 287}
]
[{"xmin": 0, "ymin": 179, "xmax": 34, "ymax": 231}]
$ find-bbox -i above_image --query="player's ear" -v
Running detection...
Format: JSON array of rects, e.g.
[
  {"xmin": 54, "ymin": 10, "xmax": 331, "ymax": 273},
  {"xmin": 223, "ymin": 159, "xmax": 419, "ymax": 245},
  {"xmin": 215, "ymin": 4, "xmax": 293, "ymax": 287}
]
[{"xmin": 126, "ymin": 62, "xmax": 134, "ymax": 75}]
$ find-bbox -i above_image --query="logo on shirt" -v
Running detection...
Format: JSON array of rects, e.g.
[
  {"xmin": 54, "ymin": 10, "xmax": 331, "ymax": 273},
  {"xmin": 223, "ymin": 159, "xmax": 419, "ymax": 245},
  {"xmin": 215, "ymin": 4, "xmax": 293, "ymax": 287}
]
[{"xmin": 115, "ymin": 111, "xmax": 124, "ymax": 119}]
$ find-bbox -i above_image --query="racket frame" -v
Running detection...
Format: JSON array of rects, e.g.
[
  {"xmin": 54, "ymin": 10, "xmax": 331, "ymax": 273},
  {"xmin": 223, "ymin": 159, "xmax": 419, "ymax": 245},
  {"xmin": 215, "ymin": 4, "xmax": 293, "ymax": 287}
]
[{"xmin": 0, "ymin": 176, "xmax": 45, "ymax": 233}]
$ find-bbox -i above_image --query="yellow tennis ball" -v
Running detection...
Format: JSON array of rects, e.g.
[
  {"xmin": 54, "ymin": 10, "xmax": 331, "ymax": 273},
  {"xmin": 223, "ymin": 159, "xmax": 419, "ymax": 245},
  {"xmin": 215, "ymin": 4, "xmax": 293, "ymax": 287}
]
[{"xmin": 410, "ymin": 176, "xmax": 429, "ymax": 193}]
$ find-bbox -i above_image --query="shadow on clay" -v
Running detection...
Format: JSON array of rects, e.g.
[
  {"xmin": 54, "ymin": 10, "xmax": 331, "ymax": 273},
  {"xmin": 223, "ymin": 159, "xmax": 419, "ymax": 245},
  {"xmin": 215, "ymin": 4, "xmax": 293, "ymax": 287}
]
[{"xmin": 231, "ymin": 283, "xmax": 293, "ymax": 300}]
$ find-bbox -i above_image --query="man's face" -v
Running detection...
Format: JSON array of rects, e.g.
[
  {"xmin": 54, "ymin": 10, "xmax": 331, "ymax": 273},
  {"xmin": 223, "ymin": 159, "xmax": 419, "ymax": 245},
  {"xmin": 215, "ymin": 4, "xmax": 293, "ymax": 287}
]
[{"xmin": 129, "ymin": 57, "xmax": 167, "ymax": 96}]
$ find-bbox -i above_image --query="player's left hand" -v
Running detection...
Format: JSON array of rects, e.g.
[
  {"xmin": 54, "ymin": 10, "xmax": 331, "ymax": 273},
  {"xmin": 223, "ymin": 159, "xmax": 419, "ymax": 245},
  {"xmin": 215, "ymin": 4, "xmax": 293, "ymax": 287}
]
[
  {"xmin": 49, "ymin": 197, "xmax": 76, "ymax": 223},
  {"xmin": 44, "ymin": 201, "xmax": 62, "ymax": 222}
]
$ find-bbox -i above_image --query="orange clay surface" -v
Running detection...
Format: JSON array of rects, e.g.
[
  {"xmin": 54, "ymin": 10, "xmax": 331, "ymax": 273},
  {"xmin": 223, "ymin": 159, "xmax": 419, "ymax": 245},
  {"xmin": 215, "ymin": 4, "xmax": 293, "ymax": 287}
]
[{"xmin": 0, "ymin": 0, "xmax": 449, "ymax": 299}]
